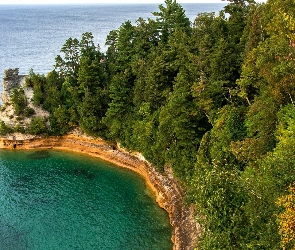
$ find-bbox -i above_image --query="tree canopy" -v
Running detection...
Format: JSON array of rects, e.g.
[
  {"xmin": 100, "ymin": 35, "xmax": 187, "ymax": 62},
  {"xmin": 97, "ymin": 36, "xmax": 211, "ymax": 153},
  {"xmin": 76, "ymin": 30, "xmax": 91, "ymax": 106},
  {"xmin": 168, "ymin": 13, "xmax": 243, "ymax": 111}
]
[{"xmin": 7, "ymin": 0, "xmax": 295, "ymax": 249}]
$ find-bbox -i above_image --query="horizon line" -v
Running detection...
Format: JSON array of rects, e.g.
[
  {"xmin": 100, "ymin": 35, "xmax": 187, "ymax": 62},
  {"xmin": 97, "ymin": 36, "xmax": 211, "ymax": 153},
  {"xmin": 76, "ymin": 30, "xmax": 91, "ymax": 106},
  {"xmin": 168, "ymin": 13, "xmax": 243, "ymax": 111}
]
[{"xmin": 0, "ymin": 1, "xmax": 227, "ymax": 5}]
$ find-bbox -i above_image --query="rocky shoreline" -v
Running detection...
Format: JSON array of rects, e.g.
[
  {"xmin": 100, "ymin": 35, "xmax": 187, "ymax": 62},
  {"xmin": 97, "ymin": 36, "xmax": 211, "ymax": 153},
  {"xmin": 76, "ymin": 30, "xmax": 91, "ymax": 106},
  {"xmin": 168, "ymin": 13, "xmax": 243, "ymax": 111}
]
[{"xmin": 0, "ymin": 133, "xmax": 200, "ymax": 250}]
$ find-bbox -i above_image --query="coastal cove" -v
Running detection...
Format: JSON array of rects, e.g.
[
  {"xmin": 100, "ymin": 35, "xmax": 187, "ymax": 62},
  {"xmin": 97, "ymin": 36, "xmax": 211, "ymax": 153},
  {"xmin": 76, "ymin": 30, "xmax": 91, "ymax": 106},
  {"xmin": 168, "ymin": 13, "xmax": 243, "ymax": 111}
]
[
  {"xmin": 0, "ymin": 148, "xmax": 172, "ymax": 249},
  {"xmin": 1, "ymin": 0, "xmax": 294, "ymax": 248},
  {"xmin": 0, "ymin": 133, "xmax": 200, "ymax": 250}
]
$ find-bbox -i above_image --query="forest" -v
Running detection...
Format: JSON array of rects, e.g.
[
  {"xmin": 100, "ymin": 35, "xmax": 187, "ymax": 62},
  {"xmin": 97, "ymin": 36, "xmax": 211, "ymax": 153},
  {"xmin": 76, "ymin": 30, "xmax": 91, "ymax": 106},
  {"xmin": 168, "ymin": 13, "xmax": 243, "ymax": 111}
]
[{"xmin": 2, "ymin": 0, "xmax": 295, "ymax": 249}]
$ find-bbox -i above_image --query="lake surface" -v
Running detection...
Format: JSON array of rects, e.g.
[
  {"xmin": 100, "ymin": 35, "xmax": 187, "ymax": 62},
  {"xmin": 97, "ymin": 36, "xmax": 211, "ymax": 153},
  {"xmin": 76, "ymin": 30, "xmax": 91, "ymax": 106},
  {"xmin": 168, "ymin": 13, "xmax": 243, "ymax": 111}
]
[
  {"xmin": 0, "ymin": 4, "xmax": 228, "ymax": 247},
  {"xmin": 0, "ymin": 3, "xmax": 226, "ymax": 83},
  {"xmin": 0, "ymin": 149, "xmax": 172, "ymax": 249}
]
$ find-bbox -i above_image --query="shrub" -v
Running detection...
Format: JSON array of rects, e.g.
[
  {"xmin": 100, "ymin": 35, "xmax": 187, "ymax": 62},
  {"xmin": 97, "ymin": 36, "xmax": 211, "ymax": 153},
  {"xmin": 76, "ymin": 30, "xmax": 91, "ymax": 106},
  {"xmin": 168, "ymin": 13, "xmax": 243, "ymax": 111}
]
[
  {"xmin": 24, "ymin": 107, "xmax": 35, "ymax": 117},
  {"xmin": 14, "ymin": 124, "xmax": 25, "ymax": 133},
  {"xmin": 10, "ymin": 87, "xmax": 27, "ymax": 116},
  {"xmin": 0, "ymin": 121, "xmax": 13, "ymax": 135},
  {"xmin": 28, "ymin": 117, "xmax": 47, "ymax": 135},
  {"xmin": 16, "ymin": 116, "xmax": 23, "ymax": 121},
  {"xmin": 25, "ymin": 77, "xmax": 33, "ymax": 87}
]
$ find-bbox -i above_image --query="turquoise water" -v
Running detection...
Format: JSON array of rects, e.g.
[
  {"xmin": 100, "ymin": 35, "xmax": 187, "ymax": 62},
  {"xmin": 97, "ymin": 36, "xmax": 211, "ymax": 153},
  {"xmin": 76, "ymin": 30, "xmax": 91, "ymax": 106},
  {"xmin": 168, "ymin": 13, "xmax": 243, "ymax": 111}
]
[{"xmin": 0, "ymin": 150, "xmax": 172, "ymax": 250}]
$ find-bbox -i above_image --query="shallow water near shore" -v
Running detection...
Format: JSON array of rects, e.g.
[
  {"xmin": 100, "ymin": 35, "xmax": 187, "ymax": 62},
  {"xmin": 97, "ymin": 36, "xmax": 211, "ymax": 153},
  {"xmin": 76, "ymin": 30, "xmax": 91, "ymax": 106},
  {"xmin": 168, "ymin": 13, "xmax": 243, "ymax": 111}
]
[{"xmin": 0, "ymin": 149, "xmax": 172, "ymax": 249}]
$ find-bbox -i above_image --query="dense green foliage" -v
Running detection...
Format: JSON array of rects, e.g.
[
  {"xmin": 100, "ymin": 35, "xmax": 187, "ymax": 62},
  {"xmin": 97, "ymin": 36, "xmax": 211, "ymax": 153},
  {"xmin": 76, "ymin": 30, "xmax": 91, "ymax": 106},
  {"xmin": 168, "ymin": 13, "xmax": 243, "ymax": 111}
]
[
  {"xmin": 28, "ymin": 116, "xmax": 47, "ymax": 135},
  {"xmin": 22, "ymin": 0, "xmax": 295, "ymax": 248},
  {"xmin": 0, "ymin": 121, "xmax": 13, "ymax": 135},
  {"xmin": 10, "ymin": 87, "xmax": 27, "ymax": 116}
]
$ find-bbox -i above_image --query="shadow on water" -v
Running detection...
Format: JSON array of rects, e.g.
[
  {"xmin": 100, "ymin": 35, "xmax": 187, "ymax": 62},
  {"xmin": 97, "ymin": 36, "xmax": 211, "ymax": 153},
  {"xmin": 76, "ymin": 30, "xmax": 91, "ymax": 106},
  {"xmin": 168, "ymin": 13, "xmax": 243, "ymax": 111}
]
[
  {"xmin": 0, "ymin": 219, "xmax": 28, "ymax": 250},
  {"xmin": 71, "ymin": 167, "xmax": 97, "ymax": 181},
  {"xmin": 27, "ymin": 150, "xmax": 51, "ymax": 160}
]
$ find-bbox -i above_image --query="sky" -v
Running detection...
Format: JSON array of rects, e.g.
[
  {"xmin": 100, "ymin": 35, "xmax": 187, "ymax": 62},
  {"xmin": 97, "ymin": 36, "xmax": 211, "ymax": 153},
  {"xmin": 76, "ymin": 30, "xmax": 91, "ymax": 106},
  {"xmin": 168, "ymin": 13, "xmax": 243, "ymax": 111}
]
[{"xmin": 0, "ymin": 0, "xmax": 267, "ymax": 4}]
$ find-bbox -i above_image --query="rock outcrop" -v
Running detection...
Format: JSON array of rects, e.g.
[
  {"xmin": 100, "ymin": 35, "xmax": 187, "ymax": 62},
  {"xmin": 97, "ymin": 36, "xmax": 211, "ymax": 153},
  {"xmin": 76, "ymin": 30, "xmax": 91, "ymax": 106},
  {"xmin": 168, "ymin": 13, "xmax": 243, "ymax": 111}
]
[
  {"xmin": 0, "ymin": 68, "xmax": 200, "ymax": 249},
  {"xmin": 0, "ymin": 134, "xmax": 200, "ymax": 250},
  {"xmin": 2, "ymin": 68, "xmax": 27, "ymax": 104},
  {"xmin": 0, "ymin": 69, "xmax": 49, "ymax": 127}
]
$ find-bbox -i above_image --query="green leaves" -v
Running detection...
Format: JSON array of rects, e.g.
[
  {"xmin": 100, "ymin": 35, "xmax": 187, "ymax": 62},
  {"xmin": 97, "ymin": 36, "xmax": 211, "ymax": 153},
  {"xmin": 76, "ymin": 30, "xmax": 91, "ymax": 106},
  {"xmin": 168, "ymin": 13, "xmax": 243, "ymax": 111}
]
[
  {"xmin": 152, "ymin": 0, "xmax": 191, "ymax": 42},
  {"xmin": 20, "ymin": 1, "xmax": 295, "ymax": 249},
  {"xmin": 0, "ymin": 121, "xmax": 13, "ymax": 136},
  {"xmin": 55, "ymin": 37, "xmax": 80, "ymax": 78},
  {"xmin": 10, "ymin": 87, "xmax": 27, "ymax": 116},
  {"xmin": 54, "ymin": 32, "xmax": 102, "ymax": 79},
  {"xmin": 239, "ymin": 105, "xmax": 295, "ymax": 249},
  {"xmin": 28, "ymin": 117, "xmax": 47, "ymax": 135},
  {"xmin": 190, "ymin": 106, "xmax": 248, "ymax": 249}
]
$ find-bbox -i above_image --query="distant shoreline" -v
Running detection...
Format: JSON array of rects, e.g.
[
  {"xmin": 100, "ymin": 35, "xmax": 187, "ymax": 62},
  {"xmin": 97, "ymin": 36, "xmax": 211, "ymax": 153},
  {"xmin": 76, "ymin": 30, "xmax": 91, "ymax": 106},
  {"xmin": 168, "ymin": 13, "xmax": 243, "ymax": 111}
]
[{"xmin": 0, "ymin": 133, "xmax": 200, "ymax": 250}]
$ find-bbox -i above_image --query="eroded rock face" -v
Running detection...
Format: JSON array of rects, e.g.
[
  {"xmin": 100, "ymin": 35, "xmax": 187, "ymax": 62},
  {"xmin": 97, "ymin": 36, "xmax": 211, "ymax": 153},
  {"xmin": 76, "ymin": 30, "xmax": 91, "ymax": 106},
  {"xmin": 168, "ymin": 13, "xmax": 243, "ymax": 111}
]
[
  {"xmin": 0, "ymin": 69, "xmax": 49, "ymax": 127},
  {"xmin": 2, "ymin": 68, "xmax": 27, "ymax": 104},
  {"xmin": 0, "ymin": 134, "xmax": 201, "ymax": 249},
  {"xmin": 0, "ymin": 70, "xmax": 201, "ymax": 248}
]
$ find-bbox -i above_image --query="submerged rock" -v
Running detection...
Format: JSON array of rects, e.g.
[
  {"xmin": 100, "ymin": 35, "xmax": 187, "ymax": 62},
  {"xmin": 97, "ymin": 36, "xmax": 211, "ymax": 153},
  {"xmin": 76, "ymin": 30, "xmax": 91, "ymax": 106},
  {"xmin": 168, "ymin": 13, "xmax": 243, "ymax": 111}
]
[
  {"xmin": 27, "ymin": 150, "xmax": 51, "ymax": 160},
  {"xmin": 0, "ymin": 220, "xmax": 28, "ymax": 250},
  {"xmin": 72, "ymin": 167, "xmax": 97, "ymax": 180}
]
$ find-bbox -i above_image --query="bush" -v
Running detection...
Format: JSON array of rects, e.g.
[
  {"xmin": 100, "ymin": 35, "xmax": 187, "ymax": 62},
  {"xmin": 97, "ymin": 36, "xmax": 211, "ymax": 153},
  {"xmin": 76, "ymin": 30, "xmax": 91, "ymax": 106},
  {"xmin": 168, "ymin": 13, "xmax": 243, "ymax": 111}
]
[
  {"xmin": 0, "ymin": 121, "xmax": 14, "ymax": 135},
  {"xmin": 14, "ymin": 124, "xmax": 25, "ymax": 133},
  {"xmin": 28, "ymin": 117, "xmax": 47, "ymax": 135},
  {"xmin": 24, "ymin": 107, "xmax": 35, "ymax": 117},
  {"xmin": 10, "ymin": 87, "xmax": 27, "ymax": 116},
  {"xmin": 25, "ymin": 77, "xmax": 33, "ymax": 87}
]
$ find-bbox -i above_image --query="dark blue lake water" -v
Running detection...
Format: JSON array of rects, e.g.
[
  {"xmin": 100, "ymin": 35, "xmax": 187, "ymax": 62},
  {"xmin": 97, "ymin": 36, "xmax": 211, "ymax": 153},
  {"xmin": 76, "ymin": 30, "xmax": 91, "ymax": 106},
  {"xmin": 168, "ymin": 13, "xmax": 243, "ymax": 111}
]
[
  {"xmin": 0, "ymin": 3, "xmax": 226, "ymax": 80},
  {"xmin": 0, "ymin": 4, "xmax": 227, "ymax": 248}
]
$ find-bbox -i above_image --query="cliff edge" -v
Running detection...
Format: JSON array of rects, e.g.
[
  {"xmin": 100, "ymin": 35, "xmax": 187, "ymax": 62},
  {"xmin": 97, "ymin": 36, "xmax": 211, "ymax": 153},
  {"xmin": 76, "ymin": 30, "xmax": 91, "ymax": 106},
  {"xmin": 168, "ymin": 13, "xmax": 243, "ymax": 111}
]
[
  {"xmin": 0, "ymin": 69, "xmax": 200, "ymax": 249},
  {"xmin": 0, "ymin": 68, "xmax": 49, "ymax": 128},
  {"xmin": 0, "ymin": 134, "xmax": 200, "ymax": 249},
  {"xmin": 2, "ymin": 68, "xmax": 27, "ymax": 104}
]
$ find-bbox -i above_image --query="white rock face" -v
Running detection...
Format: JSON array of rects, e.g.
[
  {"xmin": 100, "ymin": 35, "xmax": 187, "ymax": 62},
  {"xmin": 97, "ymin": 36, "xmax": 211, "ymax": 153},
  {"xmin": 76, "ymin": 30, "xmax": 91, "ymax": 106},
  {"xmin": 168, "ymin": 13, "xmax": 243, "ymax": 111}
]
[
  {"xmin": 0, "ymin": 68, "xmax": 49, "ymax": 128},
  {"xmin": 1, "ymin": 68, "xmax": 27, "ymax": 104}
]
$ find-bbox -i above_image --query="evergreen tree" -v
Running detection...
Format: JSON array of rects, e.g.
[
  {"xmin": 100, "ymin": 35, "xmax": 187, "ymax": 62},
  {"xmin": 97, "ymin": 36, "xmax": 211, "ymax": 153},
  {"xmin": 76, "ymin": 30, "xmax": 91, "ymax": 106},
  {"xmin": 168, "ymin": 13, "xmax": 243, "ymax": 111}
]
[
  {"xmin": 153, "ymin": 0, "xmax": 191, "ymax": 42},
  {"xmin": 21, "ymin": 1, "xmax": 295, "ymax": 248}
]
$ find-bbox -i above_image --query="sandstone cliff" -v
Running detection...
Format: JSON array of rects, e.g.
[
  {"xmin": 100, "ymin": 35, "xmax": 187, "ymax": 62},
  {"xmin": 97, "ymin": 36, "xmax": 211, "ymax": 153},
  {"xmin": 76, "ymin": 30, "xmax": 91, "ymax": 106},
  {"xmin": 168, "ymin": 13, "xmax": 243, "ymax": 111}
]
[
  {"xmin": 0, "ymin": 69, "xmax": 200, "ymax": 249},
  {"xmin": 0, "ymin": 134, "xmax": 200, "ymax": 250}
]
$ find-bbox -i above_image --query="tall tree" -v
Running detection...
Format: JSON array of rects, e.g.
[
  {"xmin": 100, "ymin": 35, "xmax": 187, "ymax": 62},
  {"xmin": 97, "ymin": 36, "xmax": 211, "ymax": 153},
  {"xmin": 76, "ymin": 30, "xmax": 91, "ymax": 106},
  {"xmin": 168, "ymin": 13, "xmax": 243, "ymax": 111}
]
[
  {"xmin": 152, "ymin": 0, "xmax": 191, "ymax": 43},
  {"xmin": 55, "ymin": 37, "xmax": 80, "ymax": 79},
  {"xmin": 241, "ymin": 104, "xmax": 295, "ymax": 249},
  {"xmin": 191, "ymin": 106, "xmax": 248, "ymax": 249}
]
